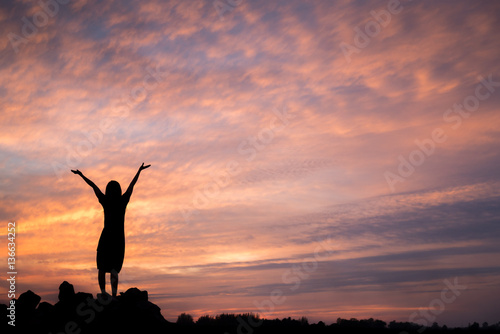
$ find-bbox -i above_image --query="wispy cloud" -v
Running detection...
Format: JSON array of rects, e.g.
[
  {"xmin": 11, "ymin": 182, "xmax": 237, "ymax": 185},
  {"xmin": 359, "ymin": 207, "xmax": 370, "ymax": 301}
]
[{"xmin": 1, "ymin": 0, "xmax": 500, "ymax": 327}]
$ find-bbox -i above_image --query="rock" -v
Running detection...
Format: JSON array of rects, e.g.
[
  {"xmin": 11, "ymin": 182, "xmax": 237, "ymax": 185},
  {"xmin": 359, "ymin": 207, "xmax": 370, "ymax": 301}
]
[
  {"xmin": 13, "ymin": 282, "xmax": 173, "ymax": 334},
  {"xmin": 15, "ymin": 290, "xmax": 42, "ymax": 332},
  {"xmin": 58, "ymin": 281, "xmax": 75, "ymax": 303},
  {"xmin": 34, "ymin": 302, "xmax": 55, "ymax": 331},
  {"xmin": 0, "ymin": 303, "xmax": 8, "ymax": 331},
  {"xmin": 75, "ymin": 292, "xmax": 93, "ymax": 304},
  {"xmin": 18, "ymin": 290, "xmax": 41, "ymax": 311},
  {"xmin": 120, "ymin": 287, "xmax": 148, "ymax": 303},
  {"xmin": 36, "ymin": 301, "xmax": 54, "ymax": 313}
]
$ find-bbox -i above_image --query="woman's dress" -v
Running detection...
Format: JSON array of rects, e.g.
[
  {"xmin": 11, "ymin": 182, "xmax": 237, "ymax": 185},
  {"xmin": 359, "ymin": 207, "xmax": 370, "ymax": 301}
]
[{"xmin": 96, "ymin": 194, "xmax": 130, "ymax": 273}]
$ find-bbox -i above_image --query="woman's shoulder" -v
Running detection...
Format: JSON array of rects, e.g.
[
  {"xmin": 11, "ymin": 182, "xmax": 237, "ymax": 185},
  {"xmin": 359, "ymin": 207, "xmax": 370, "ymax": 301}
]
[{"xmin": 121, "ymin": 192, "xmax": 131, "ymax": 204}]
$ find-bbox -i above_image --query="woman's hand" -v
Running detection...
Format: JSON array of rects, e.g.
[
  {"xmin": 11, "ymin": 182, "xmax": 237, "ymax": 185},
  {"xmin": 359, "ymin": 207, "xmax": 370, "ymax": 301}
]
[
  {"xmin": 71, "ymin": 169, "xmax": 83, "ymax": 176},
  {"xmin": 124, "ymin": 163, "xmax": 151, "ymax": 197},
  {"xmin": 139, "ymin": 163, "xmax": 151, "ymax": 171}
]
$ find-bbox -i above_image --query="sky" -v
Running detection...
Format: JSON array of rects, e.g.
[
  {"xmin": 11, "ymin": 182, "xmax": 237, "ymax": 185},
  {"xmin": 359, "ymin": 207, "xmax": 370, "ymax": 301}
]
[{"xmin": 1, "ymin": 0, "xmax": 500, "ymax": 327}]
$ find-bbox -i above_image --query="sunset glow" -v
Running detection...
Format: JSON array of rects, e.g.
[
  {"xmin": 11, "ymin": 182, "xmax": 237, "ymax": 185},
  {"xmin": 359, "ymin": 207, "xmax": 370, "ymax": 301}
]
[{"xmin": 1, "ymin": 0, "xmax": 500, "ymax": 327}]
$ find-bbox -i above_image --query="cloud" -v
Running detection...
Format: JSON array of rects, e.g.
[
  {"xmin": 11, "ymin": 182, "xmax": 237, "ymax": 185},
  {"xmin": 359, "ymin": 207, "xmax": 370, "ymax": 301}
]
[{"xmin": 1, "ymin": 0, "xmax": 500, "ymax": 326}]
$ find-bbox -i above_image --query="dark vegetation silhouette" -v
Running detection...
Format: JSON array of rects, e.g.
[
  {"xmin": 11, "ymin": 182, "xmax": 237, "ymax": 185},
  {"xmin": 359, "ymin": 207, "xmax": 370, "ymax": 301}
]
[
  {"xmin": 71, "ymin": 163, "xmax": 150, "ymax": 297},
  {"xmin": 2, "ymin": 282, "xmax": 499, "ymax": 334}
]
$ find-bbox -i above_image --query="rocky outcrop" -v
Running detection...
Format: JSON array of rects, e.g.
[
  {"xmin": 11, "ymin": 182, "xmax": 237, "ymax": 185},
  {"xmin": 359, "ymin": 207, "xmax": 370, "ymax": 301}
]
[{"xmin": 1, "ymin": 282, "xmax": 173, "ymax": 334}]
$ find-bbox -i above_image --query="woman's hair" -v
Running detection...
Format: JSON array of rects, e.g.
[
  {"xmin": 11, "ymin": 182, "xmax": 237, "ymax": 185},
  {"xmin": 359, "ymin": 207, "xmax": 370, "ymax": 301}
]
[{"xmin": 105, "ymin": 180, "xmax": 122, "ymax": 199}]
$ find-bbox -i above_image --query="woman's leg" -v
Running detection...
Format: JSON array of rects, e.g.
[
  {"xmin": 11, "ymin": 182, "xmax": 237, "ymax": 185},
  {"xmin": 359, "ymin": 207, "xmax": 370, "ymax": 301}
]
[
  {"xmin": 110, "ymin": 270, "xmax": 118, "ymax": 297},
  {"xmin": 98, "ymin": 270, "xmax": 106, "ymax": 294}
]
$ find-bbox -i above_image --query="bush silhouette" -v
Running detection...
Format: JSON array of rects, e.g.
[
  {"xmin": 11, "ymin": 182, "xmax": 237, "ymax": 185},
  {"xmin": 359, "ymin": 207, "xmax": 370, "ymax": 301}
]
[{"xmin": 177, "ymin": 312, "xmax": 194, "ymax": 326}]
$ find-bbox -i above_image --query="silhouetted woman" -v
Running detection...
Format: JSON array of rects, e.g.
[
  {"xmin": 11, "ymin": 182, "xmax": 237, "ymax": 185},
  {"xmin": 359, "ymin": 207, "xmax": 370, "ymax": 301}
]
[{"xmin": 72, "ymin": 163, "xmax": 151, "ymax": 297}]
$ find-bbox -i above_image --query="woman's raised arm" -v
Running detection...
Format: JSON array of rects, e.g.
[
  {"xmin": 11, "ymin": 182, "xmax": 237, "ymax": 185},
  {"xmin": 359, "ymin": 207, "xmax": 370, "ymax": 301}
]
[
  {"xmin": 123, "ymin": 163, "xmax": 151, "ymax": 199},
  {"xmin": 72, "ymin": 169, "xmax": 104, "ymax": 200}
]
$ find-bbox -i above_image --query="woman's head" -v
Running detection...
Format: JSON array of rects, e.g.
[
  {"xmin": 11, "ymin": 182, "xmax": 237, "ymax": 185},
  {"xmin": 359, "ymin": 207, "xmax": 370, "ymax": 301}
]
[{"xmin": 105, "ymin": 180, "xmax": 122, "ymax": 199}]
